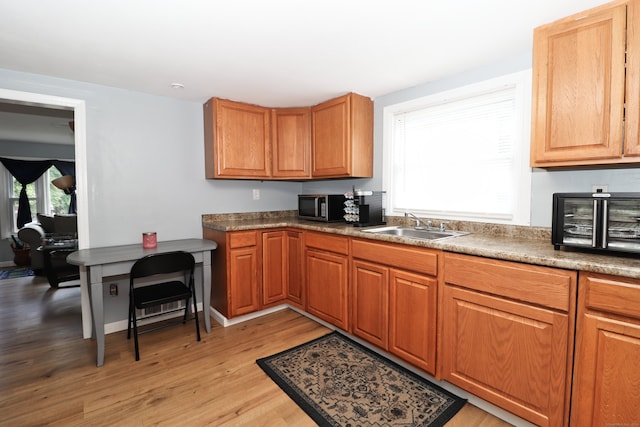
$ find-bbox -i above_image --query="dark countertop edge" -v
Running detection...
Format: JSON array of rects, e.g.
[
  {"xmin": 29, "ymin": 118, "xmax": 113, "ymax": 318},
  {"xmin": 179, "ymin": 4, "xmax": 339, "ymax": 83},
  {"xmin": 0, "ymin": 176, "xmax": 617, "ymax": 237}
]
[{"xmin": 202, "ymin": 219, "xmax": 640, "ymax": 279}]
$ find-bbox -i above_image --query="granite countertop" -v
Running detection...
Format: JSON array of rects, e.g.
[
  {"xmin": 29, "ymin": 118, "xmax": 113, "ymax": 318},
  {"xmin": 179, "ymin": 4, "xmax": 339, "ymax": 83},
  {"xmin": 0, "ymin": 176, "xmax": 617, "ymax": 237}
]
[{"xmin": 202, "ymin": 212, "xmax": 640, "ymax": 279}]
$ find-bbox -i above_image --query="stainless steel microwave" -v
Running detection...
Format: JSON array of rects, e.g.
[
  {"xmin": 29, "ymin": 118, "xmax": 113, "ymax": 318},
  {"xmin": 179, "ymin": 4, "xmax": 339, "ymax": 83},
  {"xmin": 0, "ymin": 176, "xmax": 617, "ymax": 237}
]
[{"xmin": 298, "ymin": 194, "xmax": 345, "ymax": 222}]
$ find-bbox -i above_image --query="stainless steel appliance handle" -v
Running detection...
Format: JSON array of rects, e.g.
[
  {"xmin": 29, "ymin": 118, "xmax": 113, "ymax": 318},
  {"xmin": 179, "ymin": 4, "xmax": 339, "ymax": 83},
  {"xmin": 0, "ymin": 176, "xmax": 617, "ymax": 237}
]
[
  {"xmin": 315, "ymin": 197, "xmax": 320, "ymax": 217},
  {"xmin": 592, "ymin": 200, "xmax": 598, "ymax": 248},
  {"xmin": 602, "ymin": 200, "xmax": 608, "ymax": 248}
]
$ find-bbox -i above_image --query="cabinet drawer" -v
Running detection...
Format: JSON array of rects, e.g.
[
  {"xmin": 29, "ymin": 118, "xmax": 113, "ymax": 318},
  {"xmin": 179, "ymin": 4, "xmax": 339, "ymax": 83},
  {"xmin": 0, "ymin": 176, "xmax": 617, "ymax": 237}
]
[
  {"xmin": 444, "ymin": 252, "xmax": 575, "ymax": 312},
  {"xmin": 582, "ymin": 273, "xmax": 640, "ymax": 320},
  {"xmin": 229, "ymin": 231, "xmax": 257, "ymax": 249},
  {"xmin": 305, "ymin": 231, "xmax": 349, "ymax": 255},
  {"xmin": 352, "ymin": 239, "xmax": 438, "ymax": 277}
]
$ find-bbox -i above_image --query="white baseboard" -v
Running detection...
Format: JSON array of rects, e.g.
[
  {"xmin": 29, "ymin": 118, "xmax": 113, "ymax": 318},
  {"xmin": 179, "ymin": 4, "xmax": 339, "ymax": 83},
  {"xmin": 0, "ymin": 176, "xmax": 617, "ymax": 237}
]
[{"xmin": 210, "ymin": 304, "xmax": 288, "ymax": 327}]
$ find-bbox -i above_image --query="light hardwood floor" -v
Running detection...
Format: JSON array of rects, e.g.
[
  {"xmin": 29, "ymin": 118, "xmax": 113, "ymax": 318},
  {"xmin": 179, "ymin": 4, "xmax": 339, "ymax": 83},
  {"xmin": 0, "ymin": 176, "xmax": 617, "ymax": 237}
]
[{"xmin": 0, "ymin": 275, "xmax": 512, "ymax": 426}]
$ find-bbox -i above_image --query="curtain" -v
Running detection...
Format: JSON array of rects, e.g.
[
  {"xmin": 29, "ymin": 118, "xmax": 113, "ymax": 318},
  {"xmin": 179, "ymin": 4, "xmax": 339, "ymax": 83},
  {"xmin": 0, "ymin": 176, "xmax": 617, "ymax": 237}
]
[
  {"xmin": 51, "ymin": 160, "xmax": 77, "ymax": 214},
  {"xmin": 0, "ymin": 157, "xmax": 76, "ymax": 228}
]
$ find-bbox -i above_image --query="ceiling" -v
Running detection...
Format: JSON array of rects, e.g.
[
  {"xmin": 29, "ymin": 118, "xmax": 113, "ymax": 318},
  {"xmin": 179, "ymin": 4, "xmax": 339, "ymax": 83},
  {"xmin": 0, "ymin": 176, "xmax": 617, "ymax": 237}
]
[
  {"xmin": 0, "ymin": 0, "xmax": 608, "ymax": 142},
  {"xmin": 0, "ymin": 104, "xmax": 74, "ymax": 145}
]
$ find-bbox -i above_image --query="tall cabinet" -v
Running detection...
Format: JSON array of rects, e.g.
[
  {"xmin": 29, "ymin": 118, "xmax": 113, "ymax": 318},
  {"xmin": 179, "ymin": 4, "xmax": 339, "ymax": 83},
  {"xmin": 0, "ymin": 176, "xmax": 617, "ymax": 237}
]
[{"xmin": 530, "ymin": 0, "xmax": 640, "ymax": 167}]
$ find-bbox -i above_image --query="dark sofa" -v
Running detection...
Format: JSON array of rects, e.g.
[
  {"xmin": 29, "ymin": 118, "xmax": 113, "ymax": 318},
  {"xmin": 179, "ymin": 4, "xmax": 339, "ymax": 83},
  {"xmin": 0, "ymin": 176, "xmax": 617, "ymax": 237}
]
[{"xmin": 17, "ymin": 213, "xmax": 77, "ymax": 273}]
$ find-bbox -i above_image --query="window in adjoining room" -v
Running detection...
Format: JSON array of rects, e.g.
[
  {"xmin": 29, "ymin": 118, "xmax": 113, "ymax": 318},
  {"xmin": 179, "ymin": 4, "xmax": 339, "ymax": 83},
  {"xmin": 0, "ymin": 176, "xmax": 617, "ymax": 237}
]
[
  {"xmin": 2, "ymin": 166, "xmax": 70, "ymax": 237},
  {"xmin": 383, "ymin": 70, "xmax": 532, "ymax": 225}
]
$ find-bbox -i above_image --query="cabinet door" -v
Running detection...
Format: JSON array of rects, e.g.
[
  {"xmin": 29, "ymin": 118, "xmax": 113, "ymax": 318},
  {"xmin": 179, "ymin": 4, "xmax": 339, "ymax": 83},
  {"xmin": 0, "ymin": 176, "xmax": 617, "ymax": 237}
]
[
  {"xmin": 271, "ymin": 108, "xmax": 311, "ymax": 178},
  {"xmin": 571, "ymin": 273, "xmax": 640, "ymax": 426},
  {"xmin": 305, "ymin": 248, "xmax": 348, "ymax": 329},
  {"xmin": 389, "ymin": 269, "xmax": 437, "ymax": 375},
  {"xmin": 571, "ymin": 313, "xmax": 640, "ymax": 426},
  {"xmin": 311, "ymin": 93, "xmax": 373, "ymax": 178},
  {"xmin": 286, "ymin": 230, "xmax": 304, "ymax": 307},
  {"xmin": 530, "ymin": 3, "xmax": 627, "ymax": 166},
  {"xmin": 312, "ymin": 95, "xmax": 350, "ymax": 177},
  {"xmin": 229, "ymin": 247, "xmax": 260, "ymax": 316},
  {"xmin": 442, "ymin": 285, "xmax": 570, "ymax": 427},
  {"xmin": 352, "ymin": 260, "xmax": 388, "ymax": 349},
  {"xmin": 262, "ymin": 231, "xmax": 287, "ymax": 306},
  {"xmin": 205, "ymin": 98, "xmax": 271, "ymax": 178}
]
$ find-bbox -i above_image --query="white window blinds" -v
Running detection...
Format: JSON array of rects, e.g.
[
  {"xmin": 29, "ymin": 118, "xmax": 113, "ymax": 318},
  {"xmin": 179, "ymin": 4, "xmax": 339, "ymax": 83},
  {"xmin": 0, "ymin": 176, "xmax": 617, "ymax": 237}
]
[{"xmin": 386, "ymin": 70, "xmax": 531, "ymax": 224}]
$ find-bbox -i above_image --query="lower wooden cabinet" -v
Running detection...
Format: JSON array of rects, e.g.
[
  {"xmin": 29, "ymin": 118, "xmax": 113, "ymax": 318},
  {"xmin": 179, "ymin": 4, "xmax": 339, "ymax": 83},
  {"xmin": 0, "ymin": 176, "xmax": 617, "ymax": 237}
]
[
  {"xmin": 389, "ymin": 269, "xmax": 437, "ymax": 374},
  {"xmin": 352, "ymin": 259, "xmax": 389, "ymax": 349},
  {"xmin": 204, "ymin": 228, "xmax": 261, "ymax": 318},
  {"xmin": 206, "ymin": 227, "xmax": 640, "ymax": 425},
  {"xmin": 305, "ymin": 232, "xmax": 349, "ymax": 330},
  {"xmin": 262, "ymin": 229, "xmax": 305, "ymax": 308},
  {"xmin": 351, "ymin": 239, "xmax": 439, "ymax": 375},
  {"xmin": 262, "ymin": 231, "xmax": 287, "ymax": 306},
  {"xmin": 441, "ymin": 253, "xmax": 576, "ymax": 427},
  {"xmin": 204, "ymin": 228, "xmax": 303, "ymax": 318},
  {"xmin": 571, "ymin": 272, "xmax": 640, "ymax": 426}
]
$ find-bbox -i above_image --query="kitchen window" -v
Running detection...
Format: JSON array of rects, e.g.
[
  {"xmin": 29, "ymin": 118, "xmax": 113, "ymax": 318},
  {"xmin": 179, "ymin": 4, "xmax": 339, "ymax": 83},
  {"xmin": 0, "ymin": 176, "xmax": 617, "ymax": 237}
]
[{"xmin": 383, "ymin": 70, "xmax": 532, "ymax": 225}]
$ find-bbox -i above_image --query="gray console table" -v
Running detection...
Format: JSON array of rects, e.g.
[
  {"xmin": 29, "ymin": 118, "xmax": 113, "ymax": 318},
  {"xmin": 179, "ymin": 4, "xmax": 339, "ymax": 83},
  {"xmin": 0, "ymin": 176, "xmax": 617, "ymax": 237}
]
[{"xmin": 67, "ymin": 238, "xmax": 217, "ymax": 367}]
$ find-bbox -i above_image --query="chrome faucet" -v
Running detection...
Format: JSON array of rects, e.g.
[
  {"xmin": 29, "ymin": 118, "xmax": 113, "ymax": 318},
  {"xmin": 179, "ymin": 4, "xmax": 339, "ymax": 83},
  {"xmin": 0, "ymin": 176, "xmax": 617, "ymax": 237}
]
[{"xmin": 405, "ymin": 212, "xmax": 432, "ymax": 229}]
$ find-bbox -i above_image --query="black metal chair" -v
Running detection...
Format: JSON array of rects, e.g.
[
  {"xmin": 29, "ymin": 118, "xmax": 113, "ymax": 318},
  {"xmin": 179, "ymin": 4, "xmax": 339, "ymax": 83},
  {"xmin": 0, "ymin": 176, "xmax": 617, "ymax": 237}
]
[{"xmin": 127, "ymin": 251, "xmax": 201, "ymax": 361}]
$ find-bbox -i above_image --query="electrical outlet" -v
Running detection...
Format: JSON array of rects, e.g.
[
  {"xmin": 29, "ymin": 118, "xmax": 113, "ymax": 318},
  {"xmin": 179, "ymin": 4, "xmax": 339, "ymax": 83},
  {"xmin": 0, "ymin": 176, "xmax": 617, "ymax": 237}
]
[
  {"xmin": 252, "ymin": 189, "xmax": 260, "ymax": 200},
  {"xmin": 592, "ymin": 185, "xmax": 609, "ymax": 192},
  {"xmin": 109, "ymin": 284, "xmax": 118, "ymax": 296}
]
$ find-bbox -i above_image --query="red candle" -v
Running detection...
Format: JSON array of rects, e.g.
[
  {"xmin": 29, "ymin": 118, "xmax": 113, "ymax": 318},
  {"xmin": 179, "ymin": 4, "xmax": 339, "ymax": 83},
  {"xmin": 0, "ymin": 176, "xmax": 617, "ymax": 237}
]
[{"xmin": 142, "ymin": 232, "xmax": 157, "ymax": 248}]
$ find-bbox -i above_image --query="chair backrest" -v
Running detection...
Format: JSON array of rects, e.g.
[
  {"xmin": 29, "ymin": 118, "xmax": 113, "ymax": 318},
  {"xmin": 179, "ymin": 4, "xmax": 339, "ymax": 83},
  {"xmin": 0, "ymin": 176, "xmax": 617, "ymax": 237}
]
[{"xmin": 130, "ymin": 251, "xmax": 195, "ymax": 281}]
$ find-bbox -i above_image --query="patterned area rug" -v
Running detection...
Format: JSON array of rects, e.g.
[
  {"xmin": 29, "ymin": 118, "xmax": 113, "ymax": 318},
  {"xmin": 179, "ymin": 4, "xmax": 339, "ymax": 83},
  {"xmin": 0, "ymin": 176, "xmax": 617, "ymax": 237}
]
[
  {"xmin": 0, "ymin": 267, "xmax": 34, "ymax": 280},
  {"xmin": 257, "ymin": 331, "xmax": 466, "ymax": 427}
]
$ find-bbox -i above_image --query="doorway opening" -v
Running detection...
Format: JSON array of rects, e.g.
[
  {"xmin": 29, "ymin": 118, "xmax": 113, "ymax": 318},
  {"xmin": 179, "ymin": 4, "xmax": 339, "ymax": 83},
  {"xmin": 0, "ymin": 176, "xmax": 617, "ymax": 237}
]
[
  {"xmin": 0, "ymin": 88, "xmax": 88, "ymax": 248},
  {"xmin": 0, "ymin": 88, "xmax": 91, "ymax": 338}
]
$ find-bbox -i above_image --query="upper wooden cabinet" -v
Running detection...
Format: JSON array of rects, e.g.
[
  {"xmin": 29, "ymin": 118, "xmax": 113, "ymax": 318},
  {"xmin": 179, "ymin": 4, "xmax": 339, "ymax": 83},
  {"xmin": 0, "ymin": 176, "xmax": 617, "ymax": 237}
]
[
  {"xmin": 204, "ymin": 93, "xmax": 373, "ymax": 180},
  {"xmin": 204, "ymin": 98, "xmax": 271, "ymax": 179},
  {"xmin": 531, "ymin": 0, "xmax": 640, "ymax": 167},
  {"xmin": 311, "ymin": 93, "xmax": 373, "ymax": 178},
  {"xmin": 271, "ymin": 108, "xmax": 311, "ymax": 179}
]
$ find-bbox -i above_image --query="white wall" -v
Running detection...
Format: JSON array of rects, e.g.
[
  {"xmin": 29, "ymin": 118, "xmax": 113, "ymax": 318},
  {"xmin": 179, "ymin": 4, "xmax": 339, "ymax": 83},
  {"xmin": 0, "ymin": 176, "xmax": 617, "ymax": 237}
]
[
  {"xmin": 0, "ymin": 68, "xmax": 302, "ymax": 248},
  {"xmin": 4, "ymin": 50, "xmax": 638, "ymax": 245},
  {"xmin": 342, "ymin": 52, "xmax": 640, "ymax": 228}
]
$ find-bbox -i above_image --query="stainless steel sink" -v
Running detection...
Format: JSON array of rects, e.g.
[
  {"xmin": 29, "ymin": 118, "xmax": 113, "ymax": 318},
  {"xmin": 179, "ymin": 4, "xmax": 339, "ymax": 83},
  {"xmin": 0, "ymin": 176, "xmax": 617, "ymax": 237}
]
[{"xmin": 362, "ymin": 226, "xmax": 469, "ymax": 241}]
